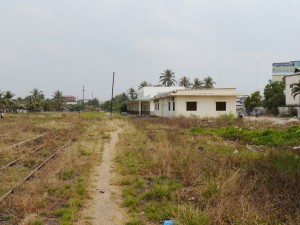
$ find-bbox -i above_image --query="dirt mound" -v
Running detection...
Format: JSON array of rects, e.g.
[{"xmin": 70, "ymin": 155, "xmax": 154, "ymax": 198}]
[{"xmin": 282, "ymin": 119, "xmax": 300, "ymax": 129}]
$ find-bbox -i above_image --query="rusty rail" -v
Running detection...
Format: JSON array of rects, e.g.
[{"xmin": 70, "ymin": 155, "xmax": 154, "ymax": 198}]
[
  {"xmin": 0, "ymin": 138, "xmax": 74, "ymax": 203},
  {"xmin": 9, "ymin": 132, "xmax": 50, "ymax": 148},
  {"xmin": 1, "ymin": 136, "xmax": 60, "ymax": 171}
]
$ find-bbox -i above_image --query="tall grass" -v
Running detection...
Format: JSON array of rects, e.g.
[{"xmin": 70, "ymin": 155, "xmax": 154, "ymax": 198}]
[{"xmin": 117, "ymin": 116, "xmax": 300, "ymax": 224}]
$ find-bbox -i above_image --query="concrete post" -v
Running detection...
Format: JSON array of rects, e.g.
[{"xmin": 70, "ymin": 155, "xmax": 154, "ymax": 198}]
[{"xmin": 139, "ymin": 101, "xmax": 141, "ymax": 115}]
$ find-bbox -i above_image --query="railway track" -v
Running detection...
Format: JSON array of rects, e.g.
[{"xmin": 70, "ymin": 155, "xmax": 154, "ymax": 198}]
[
  {"xmin": 0, "ymin": 129, "xmax": 76, "ymax": 202},
  {"xmin": 0, "ymin": 135, "xmax": 60, "ymax": 171},
  {"xmin": 0, "ymin": 138, "xmax": 74, "ymax": 203},
  {"xmin": 9, "ymin": 131, "xmax": 53, "ymax": 148},
  {"xmin": 0, "ymin": 130, "xmax": 61, "ymax": 167}
]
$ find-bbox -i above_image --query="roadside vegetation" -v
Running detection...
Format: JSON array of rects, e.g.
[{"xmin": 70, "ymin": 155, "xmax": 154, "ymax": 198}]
[
  {"xmin": 116, "ymin": 115, "xmax": 300, "ymax": 224},
  {"xmin": 0, "ymin": 112, "xmax": 112, "ymax": 225}
]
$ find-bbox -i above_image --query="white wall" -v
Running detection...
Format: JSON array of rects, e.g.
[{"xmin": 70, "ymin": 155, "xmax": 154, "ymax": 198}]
[
  {"xmin": 154, "ymin": 96, "xmax": 236, "ymax": 118},
  {"xmin": 285, "ymin": 75, "xmax": 300, "ymax": 105},
  {"xmin": 137, "ymin": 87, "xmax": 185, "ymax": 98}
]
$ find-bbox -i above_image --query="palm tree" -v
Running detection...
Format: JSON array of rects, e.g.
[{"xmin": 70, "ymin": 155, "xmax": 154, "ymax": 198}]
[
  {"xmin": 52, "ymin": 90, "xmax": 65, "ymax": 111},
  {"xmin": 127, "ymin": 88, "xmax": 137, "ymax": 100},
  {"xmin": 0, "ymin": 91, "xmax": 4, "ymax": 108},
  {"xmin": 179, "ymin": 76, "xmax": 191, "ymax": 89},
  {"xmin": 203, "ymin": 76, "xmax": 216, "ymax": 88},
  {"xmin": 2, "ymin": 91, "xmax": 15, "ymax": 110},
  {"xmin": 159, "ymin": 69, "xmax": 177, "ymax": 87},
  {"xmin": 27, "ymin": 88, "xmax": 45, "ymax": 111},
  {"xmin": 138, "ymin": 81, "xmax": 152, "ymax": 89},
  {"xmin": 0, "ymin": 90, "xmax": 4, "ymax": 99},
  {"xmin": 192, "ymin": 78, "xmax": 203, "ymax": 89},
  {"xmin": 291, "ymin": 80, "xmax": 300, "ymax": 118}
]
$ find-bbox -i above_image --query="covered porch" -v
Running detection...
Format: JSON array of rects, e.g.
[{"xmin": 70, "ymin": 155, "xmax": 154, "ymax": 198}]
[{"xmin": 126, "ymin": 97, "xmax": 152, "ymax": 115}]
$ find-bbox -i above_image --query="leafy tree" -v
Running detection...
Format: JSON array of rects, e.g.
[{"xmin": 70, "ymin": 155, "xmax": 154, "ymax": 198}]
[
  {"xmin": 138, "ymin": 81, "xmax": 152, "ymax": 89},
  {"xmin": 127, "ymin": 88, "xmax": 137, "ymax": 100},
  {"xmin": 159, "ymin": 69, "xmax": 177, "ymax": 87},
  {"xmin": 0, "ymin": 91, "xmax": 4, "ymax": 99},
  {"xmin": 101, "ymin": 93, "xmax": 129, "ymax": 112},
  {"xmin": 203, "ymin": 76, "xmax": 216, "ymax": 88},
  {"xmin": 87, "ymin": 98, "xmax": 100, "ymax": 106},
  {"xmin": 244, "ymin": 91, "xmax": 262, "ymax": 112},
  {"xmin": 192, "ymin": 78, "xmax": 203, "ymax": 89},
  {"xmin": 263, "ymin": 81, "xmax": 285, "ymax": 115},
  {"xmin": 43, "ymin": 99, "xmax": 55, "ymax": 112},
  {"xmin": 291, "ymin": 80, "xmax": 300, "ymax": 117},
  {"xmin": 179, "ymin": 76, "xmax": 191, "ymax": 89},
  {"xmin": 52, "ymin": 90, "xmax": 65, "ymax": 111}
]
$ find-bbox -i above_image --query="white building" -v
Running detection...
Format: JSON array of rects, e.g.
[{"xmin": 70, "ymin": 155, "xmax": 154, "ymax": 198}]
[
  {"xmin": 284, "ymin": 72, "xmax": 300, "ymax": 106},
  {"xmin": 127, "ymin": 87, "xmax": 185, "ymax": 115},
  {"xmin": 272, "ymin": 61, "xmax": 300, "ymax": 82},
  {"xmin": 153, "ymin": 88, "xmax": 237, "ymax": 118}
]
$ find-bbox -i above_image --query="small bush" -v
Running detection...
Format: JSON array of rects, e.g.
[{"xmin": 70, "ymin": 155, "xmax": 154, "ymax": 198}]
[
  {"xmin": 61, "ymin": 170, "xmax": 75, "ymax": 180},
  {"xmin": 288, "ymin": 107, "xmax": 298, "ymax": 117}
]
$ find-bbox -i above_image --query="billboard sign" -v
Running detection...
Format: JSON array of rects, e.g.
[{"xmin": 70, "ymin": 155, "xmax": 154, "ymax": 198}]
[{"xmin": 272, "ymin": 61, "xmax": 297, "ymax": 75}]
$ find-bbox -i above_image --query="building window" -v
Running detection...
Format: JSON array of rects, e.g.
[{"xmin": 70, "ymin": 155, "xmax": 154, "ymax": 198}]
[
  {"xmin": 168, "ymin": 102, "xmax": 171, "ymax": 111},
  {"xmin": 216, "ymin": 102, "xmax": 226, "ymax": 111},
  {"xmin": 186, "ymin": 102, "xmax": 197, "ymax": 111},
  {"xmin": 290, "ymin": 84, "xmax": 294, "ymax": 88},
  {"xmin": 173, "ymin": 102, "xmax": 175, "ymax": 111},
  {"xmin": 158, "ymin": 103, "xmax": 159, "ymax": 110}
]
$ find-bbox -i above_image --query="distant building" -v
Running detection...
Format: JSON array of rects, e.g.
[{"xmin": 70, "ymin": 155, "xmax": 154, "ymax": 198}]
[
  {"xmin": 272, "ymin": 61, "xmax": 300, "ymax": 81},
  {"xmin": 63, "ymin": 95, "xmax": 77, "ymax": 105},
  {"xmin": 236, "ymin": 95, "xmax": 248, "ymax": 116}
]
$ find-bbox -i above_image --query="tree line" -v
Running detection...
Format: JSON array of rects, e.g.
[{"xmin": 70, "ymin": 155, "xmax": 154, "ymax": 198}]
[
  {"xmin": 0, "ymin": 88, "xmax": 100, "ymax": 112},
  {"xmin": 126, "ymin": 69, "xmax": 216, "ymax": 100}
]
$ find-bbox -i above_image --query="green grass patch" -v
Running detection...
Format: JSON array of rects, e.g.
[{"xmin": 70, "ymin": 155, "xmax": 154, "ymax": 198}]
[
  {"xmin": 144, "ymin": 202, "xmax": 208, "ymax": 225},
  {"xmin": 141, "ymin": 177, "xmax": 181, "ymax": 201},
  {"xmin": 60, "ymin": 170, "xmax": 75, "ymax": 180},
  {"xmin": 80, "ymin": 112, "xmax": 106, "ymax": 120},
  {"xmin": 192, "ymin": 126, "xmax": 300, "ymax": 147},
  {"xmin": 55, "ymin": 178, "xmax": 86, "ymax": 224}
]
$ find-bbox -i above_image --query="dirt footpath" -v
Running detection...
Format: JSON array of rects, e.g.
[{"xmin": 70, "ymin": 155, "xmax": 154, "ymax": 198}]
[{"xmin": 76, "ymin": 123, "xmax": 128, "ymax": 225}]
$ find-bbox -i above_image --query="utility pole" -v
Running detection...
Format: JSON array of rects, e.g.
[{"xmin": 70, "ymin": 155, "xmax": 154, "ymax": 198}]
[
  {"xmin": 82, "ymin": 85, "xmax": 85, "ymax": 113},
  {"xmin": 110, "ymin": 72, "xmax": 115, "ymax": 119},
  {"xmin": 92, "ymin": 92, "xmax": 93, "ymax": 100},
  {"xmin": 256, "ymin": 63, "xmax": 259, "ymax": 91}
]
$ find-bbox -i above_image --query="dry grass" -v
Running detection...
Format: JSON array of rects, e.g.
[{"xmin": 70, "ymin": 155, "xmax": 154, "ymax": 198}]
[
  {"xmin": 116, "ymin": 116, "xmax": 300, "ymax": 225},
  {"xmin": 0, "ymin": 112, "xmax": 114, "ymax": 224}
]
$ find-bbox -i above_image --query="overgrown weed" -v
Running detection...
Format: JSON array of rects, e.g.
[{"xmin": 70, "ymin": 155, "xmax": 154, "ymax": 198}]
[
  {"xmin": 0, "ymin": 113, "xmax": 112, "ymax": 224},
  {"xmin": 117, "ymin": 115, "xmax": 300, "ymax": 224}
]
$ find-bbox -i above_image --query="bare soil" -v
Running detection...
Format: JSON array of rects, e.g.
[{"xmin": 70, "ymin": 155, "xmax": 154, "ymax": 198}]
[{"xmin": 76, "ymin": 121, "xmax": 128, "ymax": 225}]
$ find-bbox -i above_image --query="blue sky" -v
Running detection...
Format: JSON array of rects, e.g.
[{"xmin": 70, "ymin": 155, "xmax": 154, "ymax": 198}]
[{"xmin": 0, "ymin": 0, "xmax": 299, "ymax": 100}]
